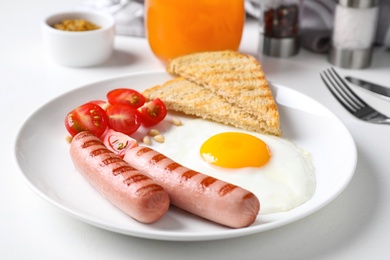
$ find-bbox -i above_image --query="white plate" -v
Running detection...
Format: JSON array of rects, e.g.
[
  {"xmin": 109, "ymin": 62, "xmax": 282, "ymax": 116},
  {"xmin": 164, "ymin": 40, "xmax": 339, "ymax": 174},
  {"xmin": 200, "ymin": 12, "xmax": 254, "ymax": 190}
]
[{"xmin": 14, "ymin": 71, "xmax": 357, "ymax": 241}]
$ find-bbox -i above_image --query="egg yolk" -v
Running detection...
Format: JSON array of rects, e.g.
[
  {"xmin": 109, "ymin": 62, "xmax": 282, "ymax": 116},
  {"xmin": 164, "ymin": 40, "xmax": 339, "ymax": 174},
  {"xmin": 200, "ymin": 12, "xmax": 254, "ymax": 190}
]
[{"xmin": 200, "ymin": 132, "xmax": 271, "ymax": 168}]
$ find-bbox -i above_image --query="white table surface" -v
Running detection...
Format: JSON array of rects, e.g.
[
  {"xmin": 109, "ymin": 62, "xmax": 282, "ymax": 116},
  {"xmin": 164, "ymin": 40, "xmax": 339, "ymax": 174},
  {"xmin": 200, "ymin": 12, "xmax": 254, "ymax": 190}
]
[{"xmin": 2, "ymin": 1, "xmax": 390, "ymax": 259}]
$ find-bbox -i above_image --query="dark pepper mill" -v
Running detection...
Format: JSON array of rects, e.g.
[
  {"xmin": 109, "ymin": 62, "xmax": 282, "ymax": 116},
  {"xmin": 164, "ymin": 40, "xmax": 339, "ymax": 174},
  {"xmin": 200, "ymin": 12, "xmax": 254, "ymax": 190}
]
[{"xmin": 261, "ymin": 0, "xmax": 302, "ymax": 57}]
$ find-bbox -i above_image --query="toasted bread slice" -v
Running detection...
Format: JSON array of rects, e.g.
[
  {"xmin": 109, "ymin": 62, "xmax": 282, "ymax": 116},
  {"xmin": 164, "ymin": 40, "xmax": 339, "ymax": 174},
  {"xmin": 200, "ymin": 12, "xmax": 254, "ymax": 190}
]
[
  {"xmin": 166, "ymin": 50, "xmax": 281, "ymax": 136},
  {"xmin": 143, "ymin": 77, "xmax": 281, "ymax": 136}
]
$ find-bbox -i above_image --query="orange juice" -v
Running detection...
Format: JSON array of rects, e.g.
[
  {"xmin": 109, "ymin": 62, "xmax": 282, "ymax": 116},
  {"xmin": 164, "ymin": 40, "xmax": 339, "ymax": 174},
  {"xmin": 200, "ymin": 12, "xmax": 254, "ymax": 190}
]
[{"xmin": 145, "ymin": 0, "xmax": 245, "ymax": 62}]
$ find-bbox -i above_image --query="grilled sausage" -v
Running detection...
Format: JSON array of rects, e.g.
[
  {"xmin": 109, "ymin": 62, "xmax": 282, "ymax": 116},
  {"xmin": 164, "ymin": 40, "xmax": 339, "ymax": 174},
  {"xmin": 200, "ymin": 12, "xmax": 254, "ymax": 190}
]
[
  {"xmin": 124, "ymin": 146, "xmax": 260, "ymax": 228},
  {"xmin": 70, "ymin": 131, "xmax": 170, "ymax": 223}
]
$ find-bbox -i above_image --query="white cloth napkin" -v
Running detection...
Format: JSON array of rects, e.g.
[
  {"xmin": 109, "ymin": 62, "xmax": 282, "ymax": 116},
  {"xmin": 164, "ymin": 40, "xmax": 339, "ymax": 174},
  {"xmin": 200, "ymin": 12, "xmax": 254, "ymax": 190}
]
[
  {"xmin": 78, "ymin": 0, "xmax": 390, "ymax": 51},
  {"xmin": 77, "ymin": 0, "xmax": 145, "ymax": 37}
]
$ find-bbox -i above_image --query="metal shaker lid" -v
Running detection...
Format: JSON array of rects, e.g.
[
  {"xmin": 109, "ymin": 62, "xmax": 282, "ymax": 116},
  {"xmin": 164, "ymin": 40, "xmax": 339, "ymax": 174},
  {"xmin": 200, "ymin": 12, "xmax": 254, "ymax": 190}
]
[
  {"xmin": 328, "ymin": 46, "xmax": 372, "ymax": 69},
  {"xmin": 263, "ymin": 36, "xmax": 299, "ymax": 58},
  {"xmin": 338, "ymin": 0, "xmax": 379, "ymax": 8}
]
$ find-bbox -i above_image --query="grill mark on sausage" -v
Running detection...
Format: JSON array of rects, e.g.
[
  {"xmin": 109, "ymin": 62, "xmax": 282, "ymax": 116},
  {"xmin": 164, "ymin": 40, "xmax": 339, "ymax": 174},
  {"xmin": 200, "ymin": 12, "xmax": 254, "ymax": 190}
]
[
  {"xmin": 136, "ymin": 147, "xmax": 152, "ymax": 156},
  {"xmin": 112, "ymin": 165, "xmax": 136, "ymax": 176},
  {"xmin": 219, "ymin": 184, "xmax": 238, "ymax": 196},
  {"xmin": 90, "ymin": 148, "xmax": 111, "ymax": 157},
  {"xmin": 181, "ymin": 170, "xmax": 199, "ymax": 180},
  {"xmin": 165, "ymin": 162, "xmax": 181, "ymax": 172},
  {"xmin": 82, "ymin": 139, "xmax": 103, "ymax": 149},
  {"xmin": 151, "ymin": 154, "xmax": 166, "ymax": 164},
  {"xmin": 124, "ymin": 174, "xmax": 151, "ymax": 186},
  {"xmin": 136, "ymin": 183, "xmax": 165, "ymax": 196},
  {"xmin": 102, "ymin": 157, "xmax": 123, "ymax": 165},
  {"xmin": 200, "ymin": 176, "xmax": 217, "ymax": 188},
  {"xmin": 243, "ymin": 192, "xmax": 256, "ymax": 200},
  {"xmin": 74, "ymin": 131, "xmax": 94, "ymax": 140}
]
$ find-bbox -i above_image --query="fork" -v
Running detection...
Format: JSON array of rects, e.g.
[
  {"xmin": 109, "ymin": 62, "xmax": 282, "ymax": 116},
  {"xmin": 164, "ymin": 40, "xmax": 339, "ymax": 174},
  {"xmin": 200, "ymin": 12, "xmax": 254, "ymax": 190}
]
[{"xmin": 320, "ymin": 67, "xmax": 390, "ymax": 125}]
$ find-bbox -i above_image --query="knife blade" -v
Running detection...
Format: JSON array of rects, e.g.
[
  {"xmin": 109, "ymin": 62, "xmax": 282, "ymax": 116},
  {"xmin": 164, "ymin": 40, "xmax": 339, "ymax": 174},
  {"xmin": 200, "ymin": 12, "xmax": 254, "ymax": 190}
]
[{"xmin": 346, "ymin": 76, "xmax": 390, "ymax": 98}]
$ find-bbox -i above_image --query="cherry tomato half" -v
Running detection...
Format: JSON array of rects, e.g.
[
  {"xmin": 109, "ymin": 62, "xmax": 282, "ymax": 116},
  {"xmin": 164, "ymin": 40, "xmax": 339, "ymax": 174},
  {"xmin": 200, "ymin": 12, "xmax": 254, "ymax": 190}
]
[
  {"xmin": 107, "ymin": 88, "xmax": 146, "ymax": 109},
  {"xmin": 65, "ymin": 102, "xmax": 109, "ymax": 138},
  {"xmin": 106, "ymin": 103, "xmax": 142, "ymax": 135},
  {"xmin": 138, "ymin": 98, "xmax": 167, "ymax": 127},
  {"xmin": 102, "ymin": 129, "xmax": 138, "ymax": 158}
]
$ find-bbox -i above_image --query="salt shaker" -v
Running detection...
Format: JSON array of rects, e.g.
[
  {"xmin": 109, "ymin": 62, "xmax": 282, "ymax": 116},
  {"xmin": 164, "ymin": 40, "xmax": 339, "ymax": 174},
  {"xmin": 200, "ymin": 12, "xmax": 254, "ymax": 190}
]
[
  {"xmin": 329, "ymin": 0, "xmax": 379, "ymax": 69},
  {"xmin": 261, "ymin": 0, "xmax": 302, "ymax": 57}
]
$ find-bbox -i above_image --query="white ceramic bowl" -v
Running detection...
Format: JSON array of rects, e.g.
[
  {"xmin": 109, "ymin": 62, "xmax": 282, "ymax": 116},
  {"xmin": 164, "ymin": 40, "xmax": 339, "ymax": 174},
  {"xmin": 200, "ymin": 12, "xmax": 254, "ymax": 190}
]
[{"xmin": 42, "ymin": 11, "xmax": 115, "ymax": 67}]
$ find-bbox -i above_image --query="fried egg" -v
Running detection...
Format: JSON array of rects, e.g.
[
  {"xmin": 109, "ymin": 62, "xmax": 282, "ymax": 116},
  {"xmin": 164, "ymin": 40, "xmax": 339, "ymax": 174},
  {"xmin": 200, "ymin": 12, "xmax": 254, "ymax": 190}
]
[{"xmin": 154, "ymin": 118, "xmax": 316, "ymax": 215}]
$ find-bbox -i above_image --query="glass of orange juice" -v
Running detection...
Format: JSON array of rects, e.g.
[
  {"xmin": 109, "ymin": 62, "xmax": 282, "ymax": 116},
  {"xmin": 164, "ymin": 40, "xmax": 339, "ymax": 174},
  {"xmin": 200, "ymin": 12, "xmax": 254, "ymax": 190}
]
[{"xmin": 145, "ymin": 0, "xmax": 245, "ymax": 62}]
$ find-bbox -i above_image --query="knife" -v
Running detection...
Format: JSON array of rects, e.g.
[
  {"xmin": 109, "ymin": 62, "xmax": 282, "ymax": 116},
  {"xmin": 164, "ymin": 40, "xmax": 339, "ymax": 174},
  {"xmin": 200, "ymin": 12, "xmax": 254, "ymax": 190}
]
[{"xmin": 346, "ymin": 76, "xmax": 390, "ymax": 98}]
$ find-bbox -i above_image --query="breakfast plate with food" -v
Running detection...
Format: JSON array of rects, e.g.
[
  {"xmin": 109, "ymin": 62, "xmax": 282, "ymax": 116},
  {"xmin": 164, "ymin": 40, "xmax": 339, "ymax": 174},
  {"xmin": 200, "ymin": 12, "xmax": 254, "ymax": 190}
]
[{"xmin": 14, "ymin": 51, "xmax": 357, "ymax": 241}]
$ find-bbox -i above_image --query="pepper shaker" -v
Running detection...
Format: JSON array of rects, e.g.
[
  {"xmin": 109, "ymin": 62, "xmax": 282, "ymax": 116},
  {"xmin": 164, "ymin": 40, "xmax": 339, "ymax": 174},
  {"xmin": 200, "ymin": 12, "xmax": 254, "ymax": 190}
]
[
  {"xmin": 261, "ymin": 0, "xmax": 302, "ymax": 57},
  {"xmin": 329, "ymin": 0, "xmax": 379, "ymax": 69}
]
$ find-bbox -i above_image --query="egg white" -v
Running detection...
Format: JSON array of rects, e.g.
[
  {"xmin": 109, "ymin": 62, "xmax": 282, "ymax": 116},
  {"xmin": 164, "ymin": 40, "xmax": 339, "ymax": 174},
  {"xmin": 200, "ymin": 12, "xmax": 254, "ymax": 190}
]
[{"xmin": 150, "ymin": 118, "xmax": 316, "ymax": 215}]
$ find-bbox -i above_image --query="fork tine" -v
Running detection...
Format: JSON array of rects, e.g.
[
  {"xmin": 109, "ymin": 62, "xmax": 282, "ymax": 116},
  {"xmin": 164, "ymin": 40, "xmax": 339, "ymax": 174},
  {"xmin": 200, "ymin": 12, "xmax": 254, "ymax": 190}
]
[
  {"xmin": 325, "ymin": 68, "xmax": 362, "ymax": 111},
  {"xmin": 320, "ymin": 70, "xmax": 357, "ymax": 114},
  {"xmin": 321, "ymin": 67, "xmax": 389, "ymax": 123},
  {"xmin": 329, "ymin": 67, "xmax": 367, "ymax": 108}
]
